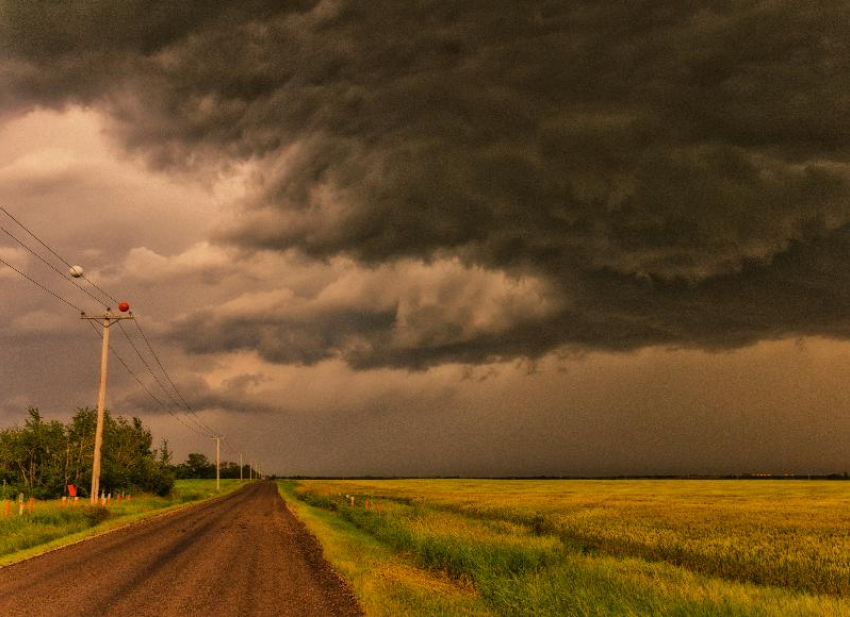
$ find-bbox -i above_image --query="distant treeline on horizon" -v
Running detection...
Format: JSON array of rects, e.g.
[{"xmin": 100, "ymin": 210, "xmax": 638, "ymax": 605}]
[{"xmin": 274, "ymin": 473, "xmax": 850, "ymax": 481}]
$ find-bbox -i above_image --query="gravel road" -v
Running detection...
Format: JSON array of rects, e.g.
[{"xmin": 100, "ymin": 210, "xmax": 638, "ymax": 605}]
[{"xmin": 0, "ymin": 482, "xmax": 361, "ymax": 617}]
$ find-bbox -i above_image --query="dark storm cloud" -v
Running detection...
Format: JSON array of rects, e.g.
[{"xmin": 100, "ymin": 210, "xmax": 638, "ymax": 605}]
[{"xmin": 4, "ymin": 1, "xmax": 850, "ymax": 367}]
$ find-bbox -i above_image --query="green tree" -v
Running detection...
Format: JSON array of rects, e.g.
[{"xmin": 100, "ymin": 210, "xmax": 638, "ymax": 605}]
[
  {"xmin": 176, "ymin": 452, "xmax": 216, "ymax": 479},
  {"xmin": 0, "ymin": 407, "xmax": 174, "ymax": 498}
]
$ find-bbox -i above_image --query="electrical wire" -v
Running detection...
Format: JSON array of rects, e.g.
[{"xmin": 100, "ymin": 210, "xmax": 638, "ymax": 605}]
[
  {"xmin": 85, "ymin": 321, "xmax": 212, "ymax": 437},
  {"xmin": 132, "ymin": 319, "xmax": 220, "ymax": 436},
  {"xmin": 0, "ymin": 254, "xmax": 86, "ymax": 312},
  {"xmin": 0, "ymin": 205, "xmax": 238, "ymax": 453},
  {"xmin": 117, "ymin": 321, "xmax": 216, "ymax": 437},
  {"xmin": 0, "ymin": 205, "xmax": 118, "ymax": 306},
  {"xmin": 0, "ymin": 225, "xmax": 108, "ymax": 310}
]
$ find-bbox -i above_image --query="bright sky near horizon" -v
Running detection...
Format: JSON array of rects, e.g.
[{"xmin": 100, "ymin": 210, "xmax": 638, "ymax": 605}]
[{"xmin": 1, "ymin": 2, "xmax": 850, "ymax": 476}]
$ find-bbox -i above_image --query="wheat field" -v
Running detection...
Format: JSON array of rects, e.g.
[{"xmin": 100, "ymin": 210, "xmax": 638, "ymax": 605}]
[{"xmin": 283, "ymin": 479, "xmax": 850, "ymax": 616}]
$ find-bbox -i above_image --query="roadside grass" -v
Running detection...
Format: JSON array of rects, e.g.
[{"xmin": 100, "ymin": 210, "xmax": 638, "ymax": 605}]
[
  {"xmin": 282, "ymin": 479, "xmax": 850, "ymax": 616},
  {"xmin": 280, "ymin": 481, "xmax": 494, "ymax": 616},
  {"xmin": 0, "ymin": 479, "xmax": 246, "ymax": 566}
]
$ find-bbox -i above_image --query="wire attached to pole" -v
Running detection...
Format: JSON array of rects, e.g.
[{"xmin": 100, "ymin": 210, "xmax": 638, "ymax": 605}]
[
  {"xmin": 0, "ymin": 205, "xmax": 118, "ymax": 306},
  {"xmin": 1, "ymin": 225, "xmax": 109, "ymax": 310},
  {"xmin": 0, "ymin": 205, "xmax": 231, "ymax": 445},
  {"xmin": 0, "ymin": 254, "xmax": 86, "ymax": 313}
]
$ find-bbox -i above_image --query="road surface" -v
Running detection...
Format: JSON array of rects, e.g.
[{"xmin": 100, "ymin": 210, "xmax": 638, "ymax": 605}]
[{"xmin": 0, "ymin": 482, "xmax": 361, "ymax": 616}]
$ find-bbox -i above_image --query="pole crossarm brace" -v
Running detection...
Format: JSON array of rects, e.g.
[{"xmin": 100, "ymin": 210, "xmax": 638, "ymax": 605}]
[
  {"xmin": 82, "ymin": 310, "xmax": 136, "ymax": 504},
  {"xmin": 81, "ymin": 311, "xmax": 136, "ymax": 323}
]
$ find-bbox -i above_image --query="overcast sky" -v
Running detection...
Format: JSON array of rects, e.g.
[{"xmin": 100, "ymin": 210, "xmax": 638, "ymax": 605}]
[{"xmin": 1, "ymin": 1, "xmax": 850, "ymax": 476}]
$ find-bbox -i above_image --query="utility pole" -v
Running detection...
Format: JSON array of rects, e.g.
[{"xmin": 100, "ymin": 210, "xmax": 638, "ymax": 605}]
[
  {"xmin": 239, "ymin": 453, "xmax": 243, "ymax": 481},
  {"xmin": 82, "ymin": 307, "xmax": 134, "ymax": 505},
  {"xmin": 214, "ymin": 436, "xmax": 221, "ymax": 492}
]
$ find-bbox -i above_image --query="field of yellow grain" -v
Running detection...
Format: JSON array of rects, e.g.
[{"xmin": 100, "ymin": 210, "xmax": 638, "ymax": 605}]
[{"xmin": 282, "ymin": 479, "xmax": 850, "ymax": 616}]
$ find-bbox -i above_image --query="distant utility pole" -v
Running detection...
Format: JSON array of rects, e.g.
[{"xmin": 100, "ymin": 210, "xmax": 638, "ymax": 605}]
[
  {"xmin": 239, "ymin": 453, "xmax": 243, "ymax": 481},
  {"xmin": 82, "ymin": 307, "xmax": 134, "ymax": 505},
  {"xmin": 213, "ymin": 436, "xmax": 221, "ymax": 492}
]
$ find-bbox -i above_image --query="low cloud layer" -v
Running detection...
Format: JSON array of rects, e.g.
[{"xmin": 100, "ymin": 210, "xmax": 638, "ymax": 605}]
[
  {"xmin": 3, "ymin": 2, "xmax": 850, "ymax": 368},
  {"xmin": 172, "ymin": 257, "xmax": 559, "ymax": 368}
]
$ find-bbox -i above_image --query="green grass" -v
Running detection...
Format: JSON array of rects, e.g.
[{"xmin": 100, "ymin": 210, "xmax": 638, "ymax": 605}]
[
  {"xmin": 280, "ymin": 481, "xmax": 492, "ymax": 616},
  {"xmin": 281, "ymin": 479, "xmax": 850, "ymax": 616},
  {"xmin": 0, "ymin": 479, "xmax": 247, "ymax": 566}
]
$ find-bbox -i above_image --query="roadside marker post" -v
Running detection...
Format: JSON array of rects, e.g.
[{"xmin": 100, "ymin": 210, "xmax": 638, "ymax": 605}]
[{"xmin": 81, "ymin": 308, "xmax": 134, "ymax": 505}]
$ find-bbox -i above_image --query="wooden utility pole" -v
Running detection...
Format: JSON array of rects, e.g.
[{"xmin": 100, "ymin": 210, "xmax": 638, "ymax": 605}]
[
  {"xmin": 214, "ymin": 436, "xmax": 221, "ymax": 492},
  {"xmin": 82, "ymin": 309, "xmax": 134, "ymax": 504},
  {"xmin": 239, "ymin": 453, "xmax": 243, "ymax": 481}
]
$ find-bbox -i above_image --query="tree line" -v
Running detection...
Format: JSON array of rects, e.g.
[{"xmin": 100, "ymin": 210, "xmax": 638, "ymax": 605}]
[
  {"xmin": 0, "ymin": 407, "xmax": 256, "ymax": 500},
  {"xmin": 172, "ymin": 452, "xmax": 255, "ymax": 480},
  {"xmin": 0, "ymin": 407, "xmax": 174, "ymax": 499}
]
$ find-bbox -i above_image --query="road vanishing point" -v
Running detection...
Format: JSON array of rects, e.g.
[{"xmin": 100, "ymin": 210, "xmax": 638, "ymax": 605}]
[{"xmin": 0, "ymin": 482, "xmax": 361, "ymax": 616}]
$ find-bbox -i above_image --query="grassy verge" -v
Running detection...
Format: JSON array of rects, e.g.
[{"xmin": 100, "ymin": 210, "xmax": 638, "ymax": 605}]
[
  {"xmin": 0, "ymin": 479, "xmax": 247, "ymax": 567},
  {"xmin": 279, "ymin": 481, "xmax": 494, "ymax": 616},
  {"xmin": 281, "ymin": 479, "xmax": 850, "ymax": 617}
]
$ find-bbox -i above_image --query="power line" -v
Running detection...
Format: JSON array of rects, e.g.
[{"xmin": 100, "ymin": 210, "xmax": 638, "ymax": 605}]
[
  {"xmin": 4, "ymin": 206, "xmax": 218, "ymax": 434},
  {"xmin": 133, "ymin": 319, "xmax": 221, "ymax": 437},
  {"xmin": 0, "ymin": 205, "xmax": 230, "ymax": 446},
  {"xmin": 0, "ymin": 254, "xmax": 85, "ymax": 313},
  {"xmin": 134, "ymin": 319, "xmax": 195, "ymax": 412},
  {"xmin": 117, "ymin": 321, "xmax": 216, "ymax": 437},
  {"xmin": 0, "ymin": 205, "xmax": 118, "ymax": 306},
  {"xmin": 85, "ymin": 321, "xmax": 212, "ymax": 437},
  {"xmin": 0, "ymin": 230, "xmax": 215, "ymax": 438},
  {"xmin": 1, "ymin": 225, "xmax": 108, "ymax": 310}
]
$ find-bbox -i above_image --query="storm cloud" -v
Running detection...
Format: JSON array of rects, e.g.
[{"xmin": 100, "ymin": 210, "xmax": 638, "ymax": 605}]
[{"xmin": 3, "ymin": 1, "xmax": 850, "ymax": 368}]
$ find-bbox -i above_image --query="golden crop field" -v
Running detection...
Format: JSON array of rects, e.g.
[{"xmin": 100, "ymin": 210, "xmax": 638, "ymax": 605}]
[{"xmin": 281, "ymin": 479, "xmax": 850, "ymax": 616}]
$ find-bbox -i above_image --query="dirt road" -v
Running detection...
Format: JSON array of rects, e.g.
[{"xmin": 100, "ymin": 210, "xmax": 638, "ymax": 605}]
[{"xmin": 0, "ymin": 482, "xmax": 361, "ymax": 617}]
